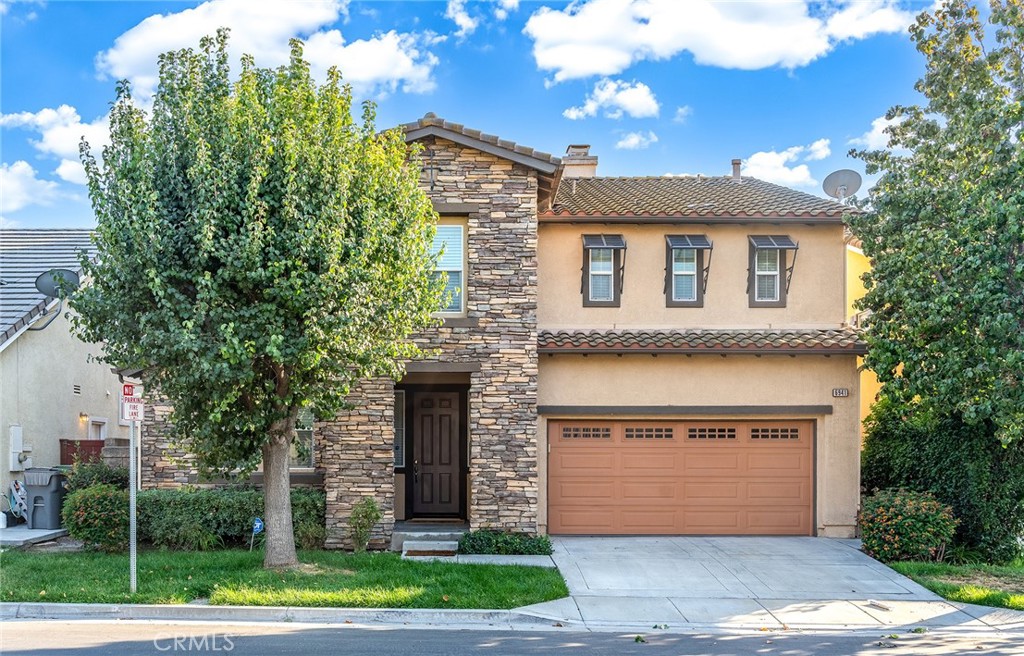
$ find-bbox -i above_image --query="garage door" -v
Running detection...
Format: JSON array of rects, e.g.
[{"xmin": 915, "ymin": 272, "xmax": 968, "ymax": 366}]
[{"xmin": 548, "ymin": 420, "xmax": 813, "ymax": 535}]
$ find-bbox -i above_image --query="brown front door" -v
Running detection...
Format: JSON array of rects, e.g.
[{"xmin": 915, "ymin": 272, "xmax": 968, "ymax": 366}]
[{"xmin": 412, "ymin": 392, "xmax": 461, "ymax": 515}]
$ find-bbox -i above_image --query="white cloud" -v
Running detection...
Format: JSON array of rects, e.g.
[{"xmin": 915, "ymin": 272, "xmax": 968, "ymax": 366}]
[
  {"xmin": 303, "ymin": 30, "xmax": 438, "ymax": 95},
  {"xmin": 446, "ymin": 0, "xmax": 478, "ymax": 38},
  {"xmin": 615, "ymin": 130, "xmax": 658, "ymax": 150},
  {"xmin": 673, "ymin": 105, "xmax": 693, "ymax": 123},
  {"xmin": 742, "ymin": 145, "xmax": 819, "ymax": 187},
  {"xmin": 850, "ymin": 114, "xmax": 905, "ymax": 150},
  {"xmin": 495, "ymin": 0, "xmax": 519, "ymax": 21},
  {"xmin": 95, "ymin": 0, "xmax": 437, "ymax": 102},
  {"xmin": 524, "ymin": 0, "xmax": 916, "ymax": 83},
  {"xmin": 563, "ymin": 78, "xmax": 659, "ymax": 120},
  {"xmin": 0, "ymin": 105, "xmax": 109, "ymax": 184},
  {"xmin": 805, "ymin": 138, "xmax": 831, "ymax": 161},
  {"xmin": 0, "ymin": 161, "xmax": 60, "ymax": 214}
]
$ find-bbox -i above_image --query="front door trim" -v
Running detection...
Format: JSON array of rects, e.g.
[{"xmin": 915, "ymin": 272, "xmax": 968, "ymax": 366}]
[{"xmin": 400, "ymin": 384, "xmax": 468, "ymax": 519}]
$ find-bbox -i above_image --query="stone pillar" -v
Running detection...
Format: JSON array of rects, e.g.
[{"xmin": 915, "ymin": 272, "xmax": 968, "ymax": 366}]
[{"xmin": 319, "ymin": 378, "xmax": 396, "ymax": 549}]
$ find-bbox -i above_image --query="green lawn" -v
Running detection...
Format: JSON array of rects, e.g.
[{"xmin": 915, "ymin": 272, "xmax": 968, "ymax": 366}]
[
  {"xmin": 0, "ymin": 549, "xmax": 568, "ymax": 609},
  {"xmin": 890, "ymin": 560, "xmax": 1024, "ymax": 611}
]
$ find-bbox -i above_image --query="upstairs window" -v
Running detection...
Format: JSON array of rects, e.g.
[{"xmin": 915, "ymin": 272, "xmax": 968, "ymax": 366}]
[
  {"xmin": 748, "ymin": 235, "xmax": 798, "ymax": 308},
  {"xmin": 431, "ymin": 224, "xmax": 466, "ymax": 314},
  {"xmin": 582, "ymin": 234, "xmax": 626, "ymax": 307},
  {"xmin": 666, "ymin": 235, "xmax": 712, "ymax": 307},
  {"xmin": 290, "ymin": 408, "xmax": 315, "ymax": 469}
]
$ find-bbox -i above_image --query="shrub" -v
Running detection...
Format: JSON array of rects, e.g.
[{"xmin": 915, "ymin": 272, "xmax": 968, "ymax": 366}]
[
  {"xmin": 458, "ymin": 530, "xmax": 553, "ymax": 556},
  {"xmin": 62, "ymin": 484, "xmax": 129, "ymax": 552},
  {"xmin": 860, "ymin": 488, "xmax": 958, "ymax": 562},
  {"xmin": 65, "ymin": 460, "xmax": 129, "ymax": 493},
  {"xmin": 862, "ymin": 396, "xmax": 1024, "ymax": 562},
  {"xmin": 348, "ymin": 497, "xmax": 381, "ymax": 553},
  {"xmin": 295, "ymin": 521, "xmax": 326, "ymax": 550},
  {"xmin": 137, "ymin": 487, "xmax": 325, "ymax": 549}
]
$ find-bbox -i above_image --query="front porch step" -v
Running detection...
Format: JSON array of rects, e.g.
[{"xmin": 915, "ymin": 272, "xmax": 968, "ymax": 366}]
[
  {"xmin": 401, "ymin": 540, "xmax": 459, "ymax": 557},
  {"xmin": 391, "ymin": 525, "xmax": 467, "ymax": 553}
]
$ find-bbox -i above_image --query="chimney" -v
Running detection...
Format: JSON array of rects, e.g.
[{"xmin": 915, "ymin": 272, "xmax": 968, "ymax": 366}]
[
  {"xmin": 562, "ymin": 144, "xmax": 598, "ymax": 178},
  {"xmin": 731, "ymin": 158, "xmax": 742, "ymax": 181}
]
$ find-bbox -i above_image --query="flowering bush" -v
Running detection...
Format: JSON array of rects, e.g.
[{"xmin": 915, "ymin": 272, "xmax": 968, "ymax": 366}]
[
  {"xmin": 860, "ymin": 488, "xmax": 958, "ymax": 562},
  {"xmin": 61, "ymin": 484, "xmax": 129, "ymax": 552}
]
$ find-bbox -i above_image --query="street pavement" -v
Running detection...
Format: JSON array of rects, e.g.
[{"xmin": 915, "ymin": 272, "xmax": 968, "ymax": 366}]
[{"xmin": 3, "ymin": 620, "xmax": 1024, "ymax": 656}]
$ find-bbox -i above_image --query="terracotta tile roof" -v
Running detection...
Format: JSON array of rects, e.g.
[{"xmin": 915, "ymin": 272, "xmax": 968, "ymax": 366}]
[
  {"xmin": 402, "ymin": 113, "xmax": 561, "ymax": 169},
  {"xmin": 0, "ymin": 229, "xmax": 95, "ymax": 346},
  {"xmin": 545, "ymin": 176, "xmax": 853, "ymax": 219},
  {"xmin": 538, "ymin": 328, "xmax": 866, "ymax": 354}
]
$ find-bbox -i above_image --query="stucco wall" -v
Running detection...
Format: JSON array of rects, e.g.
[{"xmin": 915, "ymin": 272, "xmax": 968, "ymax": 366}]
[
  {"xmin": 846, "ymin": 243, "xmax": 881, "ymax": 436},
  {"xmin": 537, "ymin": 353, "xmax": 861, "ymax": 537},
  {"xmin": 538, "ymin": 222, "xmax": 847, "ymax": 329},
  {"xmin": 1, "ymin": 307, "xmax": 127, "ymax": 491}
]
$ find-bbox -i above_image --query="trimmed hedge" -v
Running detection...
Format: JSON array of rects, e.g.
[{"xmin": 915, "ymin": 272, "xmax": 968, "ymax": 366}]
[
  {"xmin": 458, "ymin": 530, "xmax": 553, "ymax": 555},
  {"xmin": 862, "ymin": 396, "xmax": 1024, "ymax": 563},
  {"xmin": 138, "ymin": 488, "xmax": 325, "ymax": 550},
  {"xmin": 64, "ymin": 486, "xmax": 326, "ymax": 552},
  {"xmin": 859, "ymin": 488, "xmax": 957, "ymax": 562},
  {"xmin": 65, "ymin": 460, "xmax": 129, "ymax": 493},
  {"xmin": 62, "ymin": 484, "xmax": 129, "ymax": 552}
]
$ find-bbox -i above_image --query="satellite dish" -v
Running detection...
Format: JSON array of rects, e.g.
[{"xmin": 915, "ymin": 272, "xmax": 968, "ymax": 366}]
[
  {"xmin": 34, "ymin": 269, "xmax": 80, "ymax": 299},
  {"xmin": 822, "ymin": 169, "xmax": 862, "ymax": 201}
]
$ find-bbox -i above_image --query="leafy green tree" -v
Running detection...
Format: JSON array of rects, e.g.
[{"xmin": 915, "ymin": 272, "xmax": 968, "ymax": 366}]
[
  {"xmin": 72, "ymin": 31, "xmax": 443, "ymax": 568},
  {"xmin": 850, "ymin": 0, "xmax": 1024, "ymax": 445}
]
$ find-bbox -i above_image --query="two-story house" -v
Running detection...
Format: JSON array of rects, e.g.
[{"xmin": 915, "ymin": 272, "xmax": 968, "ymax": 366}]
[{"xmin": 141, "ymin": 115, "xmax": 864, "ymax": 547}]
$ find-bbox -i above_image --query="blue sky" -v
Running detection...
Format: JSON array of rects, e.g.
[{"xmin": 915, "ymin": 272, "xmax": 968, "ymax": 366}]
[{"xmin": 1, "ymin": 0, "xmax": 935, "ymax": 229}]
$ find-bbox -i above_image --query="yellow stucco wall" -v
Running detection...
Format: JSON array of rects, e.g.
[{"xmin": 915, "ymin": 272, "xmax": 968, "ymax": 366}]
[
  {"xmin": 0, "ymin": 307, "xmax": 128, "ymax": 491},
  {"xmin": 846, "ymin": 243, "xmax": 882, "ymax": 435},
  {"xmin": 538, "ymin": 222, "xmax": 847, "ymax": 329},
  {"xmin": 536, "ymin": 353, "xmax": 862, "ymax": 537}
]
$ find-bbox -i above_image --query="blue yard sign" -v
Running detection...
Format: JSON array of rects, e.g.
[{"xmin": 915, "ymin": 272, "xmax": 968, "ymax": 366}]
[{"xmin": 249, "ymin": 517, "xmax": 264, "ymax": 551}]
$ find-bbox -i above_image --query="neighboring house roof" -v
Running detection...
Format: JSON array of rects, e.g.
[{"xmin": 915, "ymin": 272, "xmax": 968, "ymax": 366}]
[
  {"xmin": 538, "ymin": 328, "xmax": 866, "ymax": 355},
  {"xmin": 544, "ymin": 176, "xmax": 851, "ymax": 222},
  {"xmin": 402, "ymin": 113, "xmax": 563, "ymax": 209},
  {"xmin": 0, "ymin": 229, "xmax": 95, "ymax": 348}
]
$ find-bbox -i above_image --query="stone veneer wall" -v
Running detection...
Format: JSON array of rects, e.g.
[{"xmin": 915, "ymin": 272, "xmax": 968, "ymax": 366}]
[
  {"xmin": 140, "ymin": 397, "xmax": 198, "ymax": 489},
  {"xmin": 319, "ymin": 135, "xmax": 540, "ymax": 546},
  {"xmin": 319, "ymin": 379, "xmax": 396, "ymax": 550}
]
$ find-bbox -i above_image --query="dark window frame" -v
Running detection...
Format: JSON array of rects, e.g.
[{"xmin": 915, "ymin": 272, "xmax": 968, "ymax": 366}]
[
  {"xmin": 748, "ymin": 243, "xmax": 788, "ymax": 308},
  {"xmin": 582, "ymin": 235, "xmax": 625, "ymax": 308},
  {"xmin": 665, "ymin": 235, "xmax": 711, "ymax": 308}
]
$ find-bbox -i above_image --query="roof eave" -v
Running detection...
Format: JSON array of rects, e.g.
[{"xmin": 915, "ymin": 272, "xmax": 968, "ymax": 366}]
[
  {"xmin": 538, "ymin": 345, "xmax": 868, "ymax": 355},
  {"xmin": 404, "ymin": 125, "xmax": 559, "ymax": 174}
]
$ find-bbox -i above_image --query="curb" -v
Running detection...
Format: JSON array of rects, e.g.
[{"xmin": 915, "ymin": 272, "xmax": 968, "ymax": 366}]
[
  {"xmin": 0, "ymin": 602, "xmax": 555, "ymax": 628},
  {"xmin": 3, "ymin": 602, "xmax": 1022, "ymax": 635}
]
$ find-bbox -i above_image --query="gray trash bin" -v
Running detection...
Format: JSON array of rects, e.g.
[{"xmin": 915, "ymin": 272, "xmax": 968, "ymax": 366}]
[{"xmin": 24, "ymin": 467, "xmax": 68, "ymax": 530}]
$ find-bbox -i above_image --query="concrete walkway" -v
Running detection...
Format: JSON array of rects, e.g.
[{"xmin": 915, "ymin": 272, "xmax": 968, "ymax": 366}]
[{"xmin": 514, "ymin": 536, "xmax": 1024, "ymax": 631}]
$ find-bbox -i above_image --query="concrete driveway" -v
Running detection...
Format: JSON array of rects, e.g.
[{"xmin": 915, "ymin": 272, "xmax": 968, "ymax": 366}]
[{"xmin": 516, "ymin": 536, "xmax": 1024, "ymax": 631}]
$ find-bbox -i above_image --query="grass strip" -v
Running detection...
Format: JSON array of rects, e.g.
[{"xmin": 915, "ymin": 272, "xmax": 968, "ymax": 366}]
[{"xmin": 0, "ymin": 549, "xmax": 567, "ymax": 610}]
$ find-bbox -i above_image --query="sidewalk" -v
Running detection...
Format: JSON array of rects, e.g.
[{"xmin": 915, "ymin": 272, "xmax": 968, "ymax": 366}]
[{"xmin": 2, "ymin": 598, "xmax": 1022, "ymax": 634}]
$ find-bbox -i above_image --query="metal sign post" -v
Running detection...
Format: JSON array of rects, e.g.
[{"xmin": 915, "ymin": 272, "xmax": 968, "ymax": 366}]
[{"xmin": 121, "ymin": 383, "xmax": 141, "ymax": 595}]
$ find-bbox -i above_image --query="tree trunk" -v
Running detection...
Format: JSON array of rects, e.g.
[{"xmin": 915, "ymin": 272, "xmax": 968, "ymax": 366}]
[{"xmin": 262, "ymin": 415, "xmax": 298, "ymax": 569}]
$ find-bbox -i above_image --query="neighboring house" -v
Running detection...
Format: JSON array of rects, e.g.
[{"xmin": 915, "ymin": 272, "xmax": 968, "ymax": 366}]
[
  {"xmin": 0, "ymin": 229, "xmax": 129, "ymax": 493},
  {"xmin": 142, "ymin": 115, "xmax": 865, "ymax": 546},
  {"xmin": 845, "ymin": 235, "xmax": 882, "ymax": 437}
]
